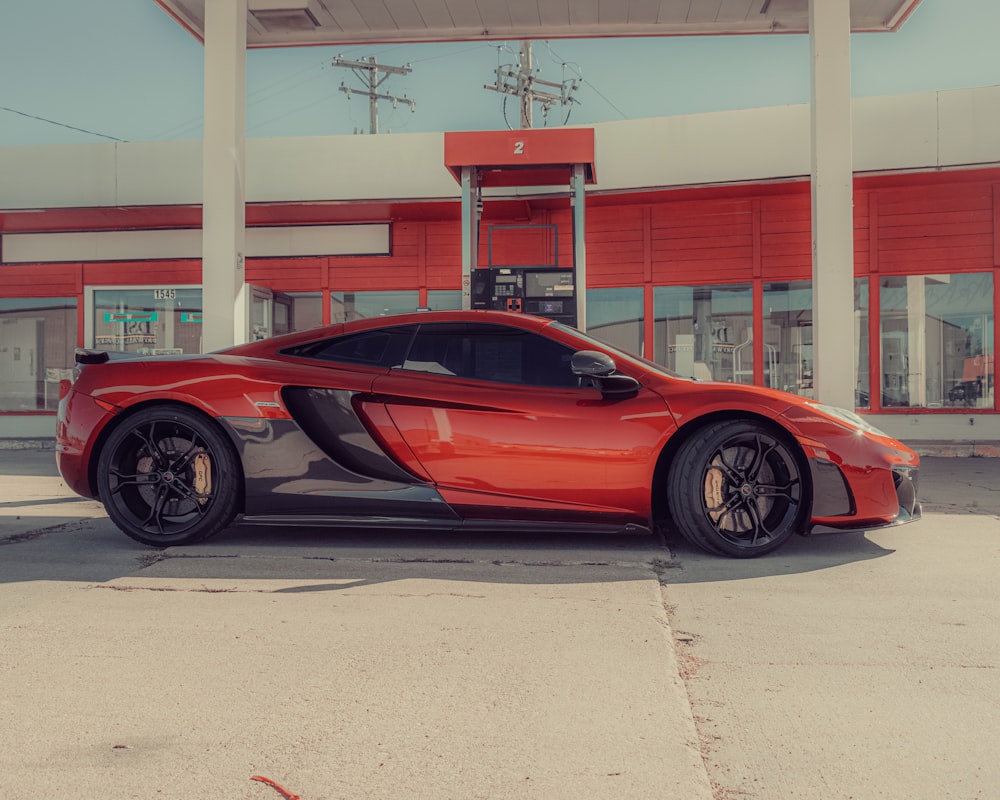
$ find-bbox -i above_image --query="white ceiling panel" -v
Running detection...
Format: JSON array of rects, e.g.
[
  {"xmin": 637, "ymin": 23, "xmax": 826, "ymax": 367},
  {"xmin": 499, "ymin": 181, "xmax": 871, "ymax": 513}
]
[{"xmin": 154, "ymin": 0, "xmax": 923, "ymax": 46}]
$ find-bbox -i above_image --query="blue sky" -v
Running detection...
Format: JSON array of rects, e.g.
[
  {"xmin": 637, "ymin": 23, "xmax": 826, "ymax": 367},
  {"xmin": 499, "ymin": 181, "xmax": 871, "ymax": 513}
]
[{"xmin": 1, "ymin": 0, "xmax": 998, "ymax": 145}]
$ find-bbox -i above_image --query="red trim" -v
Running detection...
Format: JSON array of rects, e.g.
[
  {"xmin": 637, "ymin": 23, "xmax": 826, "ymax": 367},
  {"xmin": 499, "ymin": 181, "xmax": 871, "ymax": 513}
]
[{"xmin": 150, "ymin": 1, "xmax": 204, "ymax": 44}]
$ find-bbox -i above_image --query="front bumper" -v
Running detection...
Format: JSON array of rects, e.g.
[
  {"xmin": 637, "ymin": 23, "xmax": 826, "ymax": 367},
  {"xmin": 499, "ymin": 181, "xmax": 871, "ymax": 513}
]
[
  {"xmin": 891, "ymin": 465, "xmax": 921, "ymax": 524},
  {"xmin": 808, "ymin": 462, "xmax": 920, "ymax": 533}
]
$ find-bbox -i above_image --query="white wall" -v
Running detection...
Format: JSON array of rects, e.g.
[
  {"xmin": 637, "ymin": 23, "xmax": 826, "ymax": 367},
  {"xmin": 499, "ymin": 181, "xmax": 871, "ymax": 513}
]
[{"xmin": 2, "ymin": 85, "xmax": 999, "ymax": 211}]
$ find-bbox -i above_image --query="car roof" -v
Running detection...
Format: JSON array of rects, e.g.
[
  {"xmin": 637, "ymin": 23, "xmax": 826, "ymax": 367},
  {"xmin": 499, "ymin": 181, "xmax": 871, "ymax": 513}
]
[{"xmin": 220, "ymin": 309, "xmax": 556, "ymax": 357}]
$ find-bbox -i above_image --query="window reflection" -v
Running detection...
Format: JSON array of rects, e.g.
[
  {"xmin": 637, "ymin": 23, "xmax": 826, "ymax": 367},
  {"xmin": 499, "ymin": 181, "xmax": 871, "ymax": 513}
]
[
  {"xmin": 426, "ymin": 290, "xmax": 463, "ymax": 311},
  {"xmin": 586, "ymin": 287, "xmax": 644, "ymax": 356},
  {"xmin": 654, "ymin": 284, "xmax": 752, "ymax": 382},
  {"xmin": 331, "ymin": 291, "xmax": 419, "ymax": 323},
  {"xmin": 880, "ymin": 273, "xmax": 994, "ymax": 409},
  {"xmin": 856, "ymin": 279, "xmax": 870, "ymax": 409},
  {"xmin": 0, "ymin": 298, "xmax": 78, "ymax": 411},
  {"xmin": 273, "ymin": 292, "xmax": 322, "ymax": 336},
  {"xmin": 93, "ymin": 288, "xmax": 202, "ymax": 355},
  {"xmin": 763, "ymin": 281, "xmax": 813, "ymax": 398}
]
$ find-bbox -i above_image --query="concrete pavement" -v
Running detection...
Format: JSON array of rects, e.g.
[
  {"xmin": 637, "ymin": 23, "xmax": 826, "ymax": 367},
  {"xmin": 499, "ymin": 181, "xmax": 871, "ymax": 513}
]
[
  {"xmin": 1, "ymin": 449, "xmax": 997, "ymax": 800},
  {"xmin": 0, "ymin": 448, "xmax": 712, "ymax": 800}
]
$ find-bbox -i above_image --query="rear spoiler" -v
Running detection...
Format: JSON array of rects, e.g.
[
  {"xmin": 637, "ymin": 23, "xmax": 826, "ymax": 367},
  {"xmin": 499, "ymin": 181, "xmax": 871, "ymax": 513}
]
[{"xmin": 74, "ymin": 349, "xmax": 139, "ymax": 365}]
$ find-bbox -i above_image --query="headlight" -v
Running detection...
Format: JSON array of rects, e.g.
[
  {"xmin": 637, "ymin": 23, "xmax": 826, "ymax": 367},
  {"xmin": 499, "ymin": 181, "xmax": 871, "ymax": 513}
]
[{"xmin": 809, "ymin": 402, "xmax": 891, "ymax": 438}]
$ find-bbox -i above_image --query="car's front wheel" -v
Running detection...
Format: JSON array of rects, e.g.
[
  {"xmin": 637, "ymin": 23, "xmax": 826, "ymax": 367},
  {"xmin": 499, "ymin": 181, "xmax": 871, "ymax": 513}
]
[
  {"xmin": 667, "ymin": 420, "xmax": 807, "ymax": 557},
  {"xmin": 96, "ymin": 406, "xmax": 241, "ymax": 546}
]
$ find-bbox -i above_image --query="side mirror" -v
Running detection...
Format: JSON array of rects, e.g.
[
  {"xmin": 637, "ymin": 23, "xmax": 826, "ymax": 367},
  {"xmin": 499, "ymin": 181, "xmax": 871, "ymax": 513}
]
[
  {"xmin": 571, "ymin": 350, "xmax": 640, "ymax": 398},
  {"xmin": 571, "ymin": 350, "xmax": 617, "ymax": 377}
]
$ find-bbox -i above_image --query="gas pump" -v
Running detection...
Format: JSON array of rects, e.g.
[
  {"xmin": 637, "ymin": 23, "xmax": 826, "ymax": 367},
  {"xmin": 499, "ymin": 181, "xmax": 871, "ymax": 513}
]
[
  {"xmin": 443, "ymin": 129, "xmax": 595, "ymax": 330},
  {"xmin": 470, "ymin": 266, "xmax": 577, "ymax": 327}
]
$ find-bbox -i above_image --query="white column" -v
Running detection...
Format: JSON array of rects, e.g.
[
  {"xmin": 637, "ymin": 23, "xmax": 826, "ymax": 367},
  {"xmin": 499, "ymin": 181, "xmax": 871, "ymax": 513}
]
[
  {"xmin": 809, "ymin": 0, "xmax": 855, "ymax": 409},
  {"xmin": 572, "ymin": 163, "xmax": 587, "ymax": 332},
  {"xmin": 460, "ymin": 166, "xmax": 479, "ymax": 310},
  {"xmin": 201, "ymin": 0, "xmax": 247, "ymax": 351}
]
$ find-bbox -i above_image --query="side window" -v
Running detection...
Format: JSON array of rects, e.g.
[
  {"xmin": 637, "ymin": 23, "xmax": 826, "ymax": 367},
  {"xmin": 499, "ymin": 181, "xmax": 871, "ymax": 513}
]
[
  {"xmin": 283, "ymin": 326, "xmax": 414, "ymax": 367},
  {"xmin": 402, "ymin": 323, "xmax": 578, "ymax": 388}
]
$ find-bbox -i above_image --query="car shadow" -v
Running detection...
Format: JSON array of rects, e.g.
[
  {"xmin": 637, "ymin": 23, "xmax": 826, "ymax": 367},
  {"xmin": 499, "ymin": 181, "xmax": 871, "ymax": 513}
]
[
  {"xmin": 0, "ymin": 449, "xmax": 987, "ymax": 592},
  {"xmin": 106, "ymin": 519, "xmax": 899, "ymax": 589}
]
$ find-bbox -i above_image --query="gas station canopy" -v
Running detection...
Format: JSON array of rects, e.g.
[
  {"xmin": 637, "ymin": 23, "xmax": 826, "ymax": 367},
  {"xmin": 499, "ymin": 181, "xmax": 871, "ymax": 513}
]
[{"xmin": 155, "ymin": 0, "xmax": 922, "ymax": 47}]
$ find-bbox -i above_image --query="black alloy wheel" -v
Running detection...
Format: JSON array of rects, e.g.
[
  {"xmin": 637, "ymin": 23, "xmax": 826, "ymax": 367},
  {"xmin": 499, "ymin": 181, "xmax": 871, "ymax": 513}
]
[
  {"xmin": 96, "ymin": 406, "xmax": 240, "ymax": 546},
  {"xmin": 667, "ymin": 420, "xmax": 807, "ymax": 557}
]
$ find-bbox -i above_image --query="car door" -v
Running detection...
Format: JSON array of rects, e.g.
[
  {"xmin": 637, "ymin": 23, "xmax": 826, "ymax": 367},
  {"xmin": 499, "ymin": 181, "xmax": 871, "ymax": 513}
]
[{"xmin": 367, "ymin": 322, "xmax": 676, "ymax": 522}]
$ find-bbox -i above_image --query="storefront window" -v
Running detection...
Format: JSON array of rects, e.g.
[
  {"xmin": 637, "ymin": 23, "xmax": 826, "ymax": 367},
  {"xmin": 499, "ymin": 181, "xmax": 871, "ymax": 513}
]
[
  {"xmin": 654, "ymin": 284, "xmax": 752, "ymax": 382},
  {"xmin": 763, "ymin": 281, "xmax": 813, "ymax": 397},
  {"xmin": 273, "ymin": 292, "xmax": 322, "ymax": 336},
  {"xmin": 426, "ymin": 290, "xmax": 463, "ymax": 311},
  {"xmin": 856, "ymin": 279, "xmax": 870, "ymax": 409},
  {"xmin": 586, "ymin": 287, "xmax": 644, "ymax": 356},
  {"xmin": 0, "ymin": 297, "xmax": 78, "ymax": 412},
  {"xmin": 331, "ymin": 291, "xmax": 419, "ymax": 323},
  {"xmin": 880, "ymin": 273, "xmax": 994, "ymax": 409},
  {"xmin": 92, "ymin": 288, "xmax": 202, "ymax": 355}
]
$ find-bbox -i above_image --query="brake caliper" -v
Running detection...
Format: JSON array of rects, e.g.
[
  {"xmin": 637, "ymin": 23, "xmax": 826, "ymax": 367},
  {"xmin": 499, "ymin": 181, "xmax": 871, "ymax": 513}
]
[{"xmin": 192, "ymin": 451, "xmax": 212, "ymax": 503}]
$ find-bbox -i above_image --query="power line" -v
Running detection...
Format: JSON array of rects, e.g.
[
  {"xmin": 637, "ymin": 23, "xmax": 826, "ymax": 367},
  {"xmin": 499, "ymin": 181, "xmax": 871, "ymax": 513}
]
[
  {"xmin": 0, "ymin": 105, "xmax": 125, "ymax": 142},
  {"xmin": 580, "ymin": 78, "xmax": 629, "ymax": 119},
  {"xmin": 540, "ymin": 41, "xmax": 630, "ymax": 120}
]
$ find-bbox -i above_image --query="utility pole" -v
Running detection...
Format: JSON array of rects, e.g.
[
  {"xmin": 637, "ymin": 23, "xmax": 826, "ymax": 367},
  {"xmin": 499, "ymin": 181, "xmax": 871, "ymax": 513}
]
[
  {"xmin": 332, "ymin": 55, "xmax": 415, "ymax": 134},
  {"xmin": 485, "ymin": 41, "xmax": 579, "ymax": 129}
]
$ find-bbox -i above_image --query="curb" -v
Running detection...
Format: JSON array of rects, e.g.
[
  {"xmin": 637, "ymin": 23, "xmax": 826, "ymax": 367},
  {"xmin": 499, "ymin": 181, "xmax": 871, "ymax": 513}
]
[{"xmin": 0, "ymin": 439, "xmax": 56, "ymax": 451}]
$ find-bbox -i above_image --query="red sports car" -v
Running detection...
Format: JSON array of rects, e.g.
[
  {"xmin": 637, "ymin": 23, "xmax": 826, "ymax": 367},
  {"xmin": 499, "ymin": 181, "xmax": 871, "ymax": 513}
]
[{"xmin": 56, "ymin": 310, "xmax": 920, "ymax": 557}]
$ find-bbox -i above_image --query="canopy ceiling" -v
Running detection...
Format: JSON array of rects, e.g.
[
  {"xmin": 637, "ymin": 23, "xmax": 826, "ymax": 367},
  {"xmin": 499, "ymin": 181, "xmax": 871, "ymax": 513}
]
[{"xmin": 154, "ymin": 0, "xmax": 923, "ymax": 47}]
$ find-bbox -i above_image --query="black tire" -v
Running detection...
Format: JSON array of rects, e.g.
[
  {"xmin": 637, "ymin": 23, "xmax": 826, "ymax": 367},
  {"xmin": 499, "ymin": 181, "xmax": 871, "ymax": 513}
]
[
  {"xmin": 667, "ymin": 420, "xmax": 808, "ymax": 558},
  {"xmin": 96, "ymin": 405, "xmax": 241, "ymax": 546}
]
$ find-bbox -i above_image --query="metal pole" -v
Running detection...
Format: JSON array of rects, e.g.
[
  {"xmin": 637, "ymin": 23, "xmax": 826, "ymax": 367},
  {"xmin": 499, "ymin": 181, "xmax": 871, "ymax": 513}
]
[
  {"xmin": 369, "ymin": 57, "xmax": 379, "ymax": 135},
  {"xmin": 572, "ymin": 163, "xmax": 587, "ymax": 332},
  {"xmin": 519, "ymin": 42, "xmax": 532, "ymax": 129}
]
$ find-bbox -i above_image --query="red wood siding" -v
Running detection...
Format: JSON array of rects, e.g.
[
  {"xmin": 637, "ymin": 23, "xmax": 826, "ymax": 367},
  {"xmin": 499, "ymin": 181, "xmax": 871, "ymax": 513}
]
[
  {"xmin": 0, "ymin": 263, "xmax": 82, "ymax": 296},
  {"xmin": 425, "ymin": 222, "xmax": 462, "ymax": 289},
  {"xmin": 82, "ymin": 260, "xmax": 201, "ymax": 286},
  {"xmin": 650, "ymin": 199, "xmax": 756, "ymax": 284},
  {"xmin": 245, "ymin": 259, "xmax": 323, "ymax": 291},
  {"xmin": 875, "ymin": 183, "xmax": 995, "ymax": 273},
  {"xmin": 584, "ymin": 206, "xmax": 645, "ymax": 287},
  {"xmin": 759, "ymin": 194, "xmax": 812, "ymax": 281}
]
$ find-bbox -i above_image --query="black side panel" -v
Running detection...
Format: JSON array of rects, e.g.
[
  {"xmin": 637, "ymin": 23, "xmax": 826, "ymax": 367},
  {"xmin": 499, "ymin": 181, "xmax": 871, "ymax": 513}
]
[
  {"xmin": 220, "ymin": 417, "xmax": 458, "ymax": 520},
  {"xmin": 808, "ymin": 458, "xmax": 855, "ymax": 517},
  {"xmin": 281, "ymin": 386, "xmax": 415, "ymax": 482}
]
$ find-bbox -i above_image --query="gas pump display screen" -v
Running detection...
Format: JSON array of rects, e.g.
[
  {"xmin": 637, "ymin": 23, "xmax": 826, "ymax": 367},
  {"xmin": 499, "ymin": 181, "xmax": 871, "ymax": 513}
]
[{"xmin": 526, "ymin": 271, "xmax": 574, "ymax": 297}]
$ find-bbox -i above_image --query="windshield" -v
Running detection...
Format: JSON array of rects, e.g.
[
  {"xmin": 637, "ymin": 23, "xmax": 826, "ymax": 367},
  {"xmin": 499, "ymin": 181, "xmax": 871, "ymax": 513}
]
[{"xmin": 549, "ymin": 321, "xmax": 685, "ymax": 379}]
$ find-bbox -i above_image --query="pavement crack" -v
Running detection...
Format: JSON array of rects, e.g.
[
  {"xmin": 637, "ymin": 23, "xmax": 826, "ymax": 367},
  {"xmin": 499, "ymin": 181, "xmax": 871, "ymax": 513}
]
[{"xmin": 0, "ymin": 519, "xmax": 92, "ymax": 545}]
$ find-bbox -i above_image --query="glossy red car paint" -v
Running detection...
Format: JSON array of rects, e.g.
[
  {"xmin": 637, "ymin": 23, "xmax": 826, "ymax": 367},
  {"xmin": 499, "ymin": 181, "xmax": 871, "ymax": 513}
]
[{"xmin": 56, "ymin": 310, "xmax": 920, "ymax": 556}]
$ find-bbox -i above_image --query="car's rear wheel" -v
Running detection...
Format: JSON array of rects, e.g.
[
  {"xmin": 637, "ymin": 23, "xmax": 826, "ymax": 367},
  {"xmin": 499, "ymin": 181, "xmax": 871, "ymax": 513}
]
[
  {"xmin": 96, "ymin": 406, "xmax": 240, "ymax": 546},
  {"xmin": 667, "ymin": 420, "xmax": 807, "ymax": 557}
]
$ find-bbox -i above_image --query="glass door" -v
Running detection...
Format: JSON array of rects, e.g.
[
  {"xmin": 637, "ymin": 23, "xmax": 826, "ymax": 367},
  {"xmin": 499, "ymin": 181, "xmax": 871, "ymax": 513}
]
[{"xmin": 249, "ymin": 285, "xmax": 273, "ymax": 341}]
